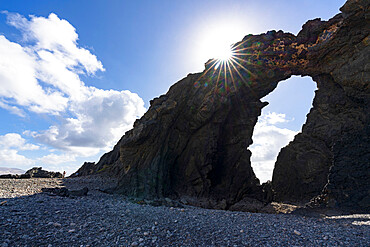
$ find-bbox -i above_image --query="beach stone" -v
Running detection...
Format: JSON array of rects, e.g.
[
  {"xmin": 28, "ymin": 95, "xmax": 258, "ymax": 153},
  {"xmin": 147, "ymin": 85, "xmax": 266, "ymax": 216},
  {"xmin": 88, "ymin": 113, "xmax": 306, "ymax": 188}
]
[{"xmin": 53, "ymin": 223, "xmax": 62, "ymax": 227}]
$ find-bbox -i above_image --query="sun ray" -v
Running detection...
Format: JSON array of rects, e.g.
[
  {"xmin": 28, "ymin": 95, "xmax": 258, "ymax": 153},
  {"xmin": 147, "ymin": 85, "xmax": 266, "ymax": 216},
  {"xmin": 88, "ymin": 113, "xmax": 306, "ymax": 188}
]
[
  {"xmin": 216, "ymin": 61, "xmax": 223, "ymax": 84},
  {"xmin": 224, "ymin": 60, "xmax": 228, "ymax": 93},
  {"xmin": 229, "ymin": 57, "xmax": 256, "ymax": 77},
  {"xmin": 194, "ymin": 38, "xmax": 264, "ymax": 99},
  {"xmin": 213, "ymin": 60, "xmax": 224, "ymax": 95},
  {"xmin": 226, "ymin": 60, "xmax": 237, "ymax": 92},
  {"xmin": 231, "ymin": 56, "xmax": 255, "ymax": 66},
  {"xmin": 229, "ymin": 58, "xmax": 250, "ymax": 86},
  {"xmin": 196, "ymin": 59, "xmax": 219, "ymax": 82},
  {"xmin": 228, "ymin": 58, "xmax": 259, "ymax": 99},
  {"xmin": 230, "ymin": 39, "xmax": 255, "ymax": 52},
  {"xmin": 232, "ymin": 52, "xmax": 254, "ymax": 56}
]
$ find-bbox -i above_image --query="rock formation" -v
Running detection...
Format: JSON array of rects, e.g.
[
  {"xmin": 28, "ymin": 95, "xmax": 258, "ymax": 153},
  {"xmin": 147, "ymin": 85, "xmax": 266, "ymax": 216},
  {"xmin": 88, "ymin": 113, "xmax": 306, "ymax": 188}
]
[
  {"xmin": 76, "ymin": 0, "xmax": 369, "ymax": 212},
  {"xmin": 0, "ymin": 167, "xmax": 63, "ymax": 179},
  {"xmin": 25, "ymin": 167, "xmax": 63, "ymax": 178},
  {"xmin": 0, "ymin": 173, "xmax": 31, "ymax": 179}
]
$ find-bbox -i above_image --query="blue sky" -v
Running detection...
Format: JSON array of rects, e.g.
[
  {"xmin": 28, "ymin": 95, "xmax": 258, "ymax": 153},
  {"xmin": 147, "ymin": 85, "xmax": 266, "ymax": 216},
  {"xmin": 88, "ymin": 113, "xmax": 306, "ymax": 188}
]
[{"xmin": 0, "ymin": 0, "xmax": 346, "ymax": 181}]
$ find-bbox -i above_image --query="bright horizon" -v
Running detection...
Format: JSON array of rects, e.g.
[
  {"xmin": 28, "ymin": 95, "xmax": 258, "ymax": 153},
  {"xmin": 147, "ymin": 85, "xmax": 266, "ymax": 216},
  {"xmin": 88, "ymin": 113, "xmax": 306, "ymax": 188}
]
[{"xmin": 0, "ymin": 0, "xmax": 346, "ymax": 182}]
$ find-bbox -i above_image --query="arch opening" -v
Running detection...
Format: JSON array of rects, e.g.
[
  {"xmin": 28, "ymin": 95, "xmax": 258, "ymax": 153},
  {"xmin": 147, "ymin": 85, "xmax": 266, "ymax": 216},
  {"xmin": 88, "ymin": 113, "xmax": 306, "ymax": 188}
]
[{"xmin": 249, "ymin": 76, "xmax": 317, "ymax": 183}]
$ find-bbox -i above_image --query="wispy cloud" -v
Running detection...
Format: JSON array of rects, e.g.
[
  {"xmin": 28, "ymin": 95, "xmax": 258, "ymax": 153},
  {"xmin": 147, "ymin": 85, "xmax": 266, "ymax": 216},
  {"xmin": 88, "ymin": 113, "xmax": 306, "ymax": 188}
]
[{"xmin": 0, "ymin": 101, "xmax": 26, "ymax": 117}]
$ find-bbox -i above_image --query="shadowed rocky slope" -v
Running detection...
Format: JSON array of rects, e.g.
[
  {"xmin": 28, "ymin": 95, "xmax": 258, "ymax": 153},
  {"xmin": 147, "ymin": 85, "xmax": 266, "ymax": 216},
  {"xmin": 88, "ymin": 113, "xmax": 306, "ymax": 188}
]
[{"xmin": 74, "ymin": 0, "xmax": 369, "ymax": 212}]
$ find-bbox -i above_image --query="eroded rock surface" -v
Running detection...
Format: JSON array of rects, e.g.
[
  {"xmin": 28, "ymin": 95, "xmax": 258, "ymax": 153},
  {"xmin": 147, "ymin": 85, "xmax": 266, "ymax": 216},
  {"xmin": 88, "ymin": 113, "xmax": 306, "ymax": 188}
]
[{"xmin": 76, "ymin": 0, "xmax": 369, "ymax": 212}]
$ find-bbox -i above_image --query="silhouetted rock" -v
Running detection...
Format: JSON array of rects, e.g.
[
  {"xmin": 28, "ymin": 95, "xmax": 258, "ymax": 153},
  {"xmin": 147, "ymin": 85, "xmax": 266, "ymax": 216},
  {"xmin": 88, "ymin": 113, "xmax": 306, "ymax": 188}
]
[
  {"xmin": 70, "ymin": 162, "xmax": 97, "ymax": 177},
  {"xmin": 25, "ymin": 167, "xmax": 62, "ymax": 178},
  {"xmin": 75, "ymin": 0, "xmax": 369, "ymax": 212},
  {"xmin": 0, "ymin": 174, "xmax": 30, "ymax": 179}
]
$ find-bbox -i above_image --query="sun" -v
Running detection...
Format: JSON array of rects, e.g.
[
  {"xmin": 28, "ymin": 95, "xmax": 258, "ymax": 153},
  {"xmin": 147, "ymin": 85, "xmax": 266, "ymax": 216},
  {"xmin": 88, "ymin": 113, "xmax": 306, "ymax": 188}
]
[
  {"xmin": 213, "ymin": 44, "xmax": 234, "ymax": 61},
  {"xmin": 193, "ymin": 20, "xmax": 259, "ymax": 95},
  {"xmin": 193, "ymin": 22, "xmax": 245, "ymax": 68},
  {"xmin": 202, "ymin": 38, "xmax": 236, "ymax": 64},
  {"xmin": 189, "ymin": 18, "xmax": 262, "ymax": 97}
]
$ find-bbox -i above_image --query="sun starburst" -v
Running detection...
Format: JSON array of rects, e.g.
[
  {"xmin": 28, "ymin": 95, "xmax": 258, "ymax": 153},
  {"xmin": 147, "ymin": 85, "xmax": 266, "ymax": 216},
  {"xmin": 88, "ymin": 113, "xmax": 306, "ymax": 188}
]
[{"xmin": 195, "ymin": 41, "xmax": 259, "ymax": 98}]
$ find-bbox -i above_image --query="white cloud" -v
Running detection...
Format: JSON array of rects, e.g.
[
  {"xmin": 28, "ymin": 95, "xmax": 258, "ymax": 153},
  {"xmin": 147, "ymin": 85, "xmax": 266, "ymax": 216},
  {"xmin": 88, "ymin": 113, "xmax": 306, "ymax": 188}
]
[
  {"xmin": 0, "ymin": 12, "xmax": 106, "ymax": 115},
  {"xmin": 0, "ymin": 12, "xmax": 146, "ymax": 163},
  {"xmin": 7, "ymin": 13, "xmax": 104, "ymax": 74},
  {"xmin": 0, "ymin": 133, "xmax": 39, "ymax": 150},
  {"xmin": 0, "ymin": 149, "xmax": 35, "ymax": 168},
  {"xmin": 37, "ymin": 153, "xmax": 76, "ymax": 165},
  {"xmin": 0, "ymin": 132, "xmax": 103, "ymax": 174},
  {"xmin": 0, "ymin": 133, "xmax": 37, "ymax": 168},
  {"xmin": 263, "ymin": 112, "xmax": 291, "ymax": 125},
  {"xmin": 33, "ymin": 88, "xmax": 145, "ymax": 153},
  {"xmin": 250, "ymin": 112, "xmax": 297, "ymax": 183},
  {"xmin": 0, "ymin": 35, "xmax": 68, "ymax": 114}
]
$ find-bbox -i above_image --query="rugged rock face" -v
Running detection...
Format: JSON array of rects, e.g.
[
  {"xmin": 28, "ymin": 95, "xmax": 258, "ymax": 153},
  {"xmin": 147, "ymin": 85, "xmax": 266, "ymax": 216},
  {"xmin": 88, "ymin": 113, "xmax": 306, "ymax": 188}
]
[
  {"xmin": 272, "ymin": 0, "xmax": 369, "ymax": 208},
  {"xmin": 76, "ymin": 0, "xmax": 369, "ymax": 212},
  {"xmin": 272, "ymin": 73, "xmax": 364, "ymax": 202},
  {"xmin": 326, "ymin": 125, "xmax": 370, "ymax": 212}
]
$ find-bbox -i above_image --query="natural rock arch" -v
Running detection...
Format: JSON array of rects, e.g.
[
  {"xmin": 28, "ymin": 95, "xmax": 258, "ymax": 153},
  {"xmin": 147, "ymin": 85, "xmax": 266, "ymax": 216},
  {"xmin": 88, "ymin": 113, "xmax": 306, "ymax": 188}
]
[{"xmin": 74, "ymin": 0, "xmax": 369, "ymax": 212}]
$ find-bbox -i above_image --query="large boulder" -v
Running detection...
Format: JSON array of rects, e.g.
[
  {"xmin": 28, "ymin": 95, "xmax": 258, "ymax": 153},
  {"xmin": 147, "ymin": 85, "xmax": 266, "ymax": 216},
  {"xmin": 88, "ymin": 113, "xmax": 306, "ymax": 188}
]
[{"xmin": 75, "ymin": 0, "xmax": 369, "ymax": 212}]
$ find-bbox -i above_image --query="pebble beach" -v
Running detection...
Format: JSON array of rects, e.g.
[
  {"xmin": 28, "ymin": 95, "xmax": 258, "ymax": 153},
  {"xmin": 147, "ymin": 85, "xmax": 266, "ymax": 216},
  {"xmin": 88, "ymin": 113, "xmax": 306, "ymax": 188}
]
[{"xmin": 1, "ymin": 176, "xmax": 369, "ymax": 246}]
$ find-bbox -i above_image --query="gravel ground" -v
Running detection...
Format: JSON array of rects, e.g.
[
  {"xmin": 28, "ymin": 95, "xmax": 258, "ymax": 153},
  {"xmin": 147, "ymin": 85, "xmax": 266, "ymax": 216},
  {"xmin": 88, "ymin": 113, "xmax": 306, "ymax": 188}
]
[{"xmin": 0, "ymin": 177, "xmax": 369, "ymax": 246}]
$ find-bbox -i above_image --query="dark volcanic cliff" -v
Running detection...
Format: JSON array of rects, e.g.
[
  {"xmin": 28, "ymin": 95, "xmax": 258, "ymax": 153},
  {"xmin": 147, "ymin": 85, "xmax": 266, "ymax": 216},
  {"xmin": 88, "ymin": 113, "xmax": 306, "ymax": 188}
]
[{"xmin": 75, "ymin": 0, "xmax": 369, "ymax": 212}]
